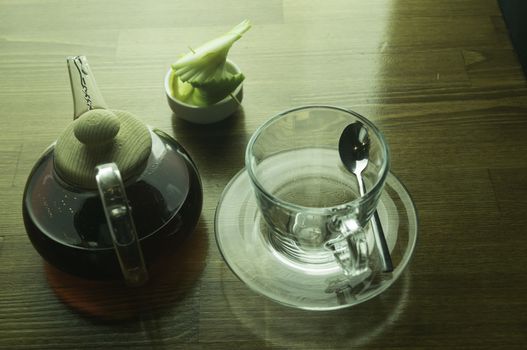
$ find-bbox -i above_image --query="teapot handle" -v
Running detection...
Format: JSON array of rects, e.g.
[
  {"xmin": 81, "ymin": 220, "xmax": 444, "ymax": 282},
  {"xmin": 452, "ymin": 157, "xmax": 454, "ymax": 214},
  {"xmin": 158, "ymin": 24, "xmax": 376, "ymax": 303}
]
[{"xmin": 95, "ymin": 163, "xmax": 148, "ymax": 286}]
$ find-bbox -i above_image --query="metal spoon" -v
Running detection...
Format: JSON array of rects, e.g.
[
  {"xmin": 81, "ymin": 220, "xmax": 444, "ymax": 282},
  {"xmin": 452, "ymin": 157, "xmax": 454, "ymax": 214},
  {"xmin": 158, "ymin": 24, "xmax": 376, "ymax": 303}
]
[{"xmin": 338, "ymin": 122, "xmax": 393, "ymax": 272}]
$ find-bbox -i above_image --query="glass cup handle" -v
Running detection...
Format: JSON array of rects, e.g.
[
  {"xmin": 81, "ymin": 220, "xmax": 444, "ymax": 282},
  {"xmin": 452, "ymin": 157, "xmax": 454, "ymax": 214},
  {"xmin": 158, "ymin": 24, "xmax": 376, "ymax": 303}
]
[
  {"xmin": 325, "ymin": 216, "xmax": 369, "ymax": 277},
  {"xmin": 95, "ymin": 163, "xmax": 149, "ymax": 286}
]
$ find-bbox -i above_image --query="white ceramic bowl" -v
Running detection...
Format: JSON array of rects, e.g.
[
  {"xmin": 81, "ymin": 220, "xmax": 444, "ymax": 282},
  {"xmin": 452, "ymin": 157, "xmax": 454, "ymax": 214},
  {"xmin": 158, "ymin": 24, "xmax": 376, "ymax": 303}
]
[{"xmin": 165, "ymin": 59, "xmax": 244, "ymax": 124}]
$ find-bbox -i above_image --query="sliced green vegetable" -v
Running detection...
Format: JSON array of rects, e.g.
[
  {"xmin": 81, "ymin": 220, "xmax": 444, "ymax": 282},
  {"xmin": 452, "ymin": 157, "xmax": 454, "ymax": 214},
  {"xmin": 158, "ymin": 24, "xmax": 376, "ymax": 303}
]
[
  {"xmin": 170, "ymin": 20, "xmax": 251, "ymax": 106},
  {"xmin": 193, "ymin": 72, "xmax": 245, "ymax": 105}
]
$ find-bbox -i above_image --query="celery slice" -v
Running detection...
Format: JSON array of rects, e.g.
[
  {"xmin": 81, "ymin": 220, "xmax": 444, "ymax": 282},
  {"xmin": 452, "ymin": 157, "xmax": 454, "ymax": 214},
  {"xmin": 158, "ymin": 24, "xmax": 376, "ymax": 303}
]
[{"xmin": 194, "ymin": 73, "xmax": 245, "ymax": 105}]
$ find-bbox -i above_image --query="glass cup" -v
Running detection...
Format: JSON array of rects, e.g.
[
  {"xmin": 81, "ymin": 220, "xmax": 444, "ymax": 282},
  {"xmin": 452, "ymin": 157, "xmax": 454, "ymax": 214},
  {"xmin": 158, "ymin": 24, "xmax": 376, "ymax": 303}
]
[{"xmin": 245, "ymin": 106, "xmax": 390, "ymax": 279}]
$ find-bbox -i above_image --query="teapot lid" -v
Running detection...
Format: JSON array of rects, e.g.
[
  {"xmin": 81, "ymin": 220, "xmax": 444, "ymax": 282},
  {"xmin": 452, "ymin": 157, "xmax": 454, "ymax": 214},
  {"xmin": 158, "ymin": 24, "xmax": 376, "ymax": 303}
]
[{"xmin": 54, "ymin": 109, "xmax": 152, "ymax": 189}]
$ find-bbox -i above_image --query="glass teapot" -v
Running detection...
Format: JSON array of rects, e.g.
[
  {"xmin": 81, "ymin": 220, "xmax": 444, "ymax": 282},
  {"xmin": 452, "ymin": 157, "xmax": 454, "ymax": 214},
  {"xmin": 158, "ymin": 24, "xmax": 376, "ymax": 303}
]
[{"xmin": 22, "ymin": 56, "xmax": 203, "ymax": 286}]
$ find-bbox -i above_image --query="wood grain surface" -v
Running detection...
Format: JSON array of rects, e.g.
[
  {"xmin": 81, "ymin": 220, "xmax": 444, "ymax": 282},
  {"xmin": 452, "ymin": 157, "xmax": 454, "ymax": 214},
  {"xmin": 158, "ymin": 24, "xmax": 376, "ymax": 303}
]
[{"xmin": 1, "ymin": 0, "xmax": 526, "ymax": 349}]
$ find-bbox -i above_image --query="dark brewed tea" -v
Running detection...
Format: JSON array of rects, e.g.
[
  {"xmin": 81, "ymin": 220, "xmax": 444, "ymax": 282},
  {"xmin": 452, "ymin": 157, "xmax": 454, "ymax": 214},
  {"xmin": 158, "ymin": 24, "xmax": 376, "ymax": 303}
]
[{"xmin": 23, "ymin": 129, "xmax": 202, "ymax": 279}]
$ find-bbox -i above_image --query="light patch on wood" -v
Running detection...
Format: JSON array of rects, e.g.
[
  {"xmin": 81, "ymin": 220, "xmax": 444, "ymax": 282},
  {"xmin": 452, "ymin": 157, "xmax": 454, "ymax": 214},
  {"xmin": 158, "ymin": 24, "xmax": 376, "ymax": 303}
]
[{"xmin": 462, "ymin": 49, "xmax": 486, "ymax": 67}]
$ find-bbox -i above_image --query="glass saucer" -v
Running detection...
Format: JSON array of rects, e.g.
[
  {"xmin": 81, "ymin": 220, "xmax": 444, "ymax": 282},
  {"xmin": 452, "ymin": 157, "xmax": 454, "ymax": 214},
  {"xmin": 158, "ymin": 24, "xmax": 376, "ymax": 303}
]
[{"xmin": 215, "ymin": 169, "xmax": 418, "ymax": 311}]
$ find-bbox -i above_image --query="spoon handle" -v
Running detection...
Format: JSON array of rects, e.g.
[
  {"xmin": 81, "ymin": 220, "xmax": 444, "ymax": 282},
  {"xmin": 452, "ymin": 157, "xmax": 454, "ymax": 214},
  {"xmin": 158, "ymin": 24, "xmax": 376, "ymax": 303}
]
[
  {"xmin": 372, "ymin": 210, "xmax": 394, "ymax": 272},
  {"xmin": 357, "ymin": 174, "xmax": 393, "ymax": 272}
]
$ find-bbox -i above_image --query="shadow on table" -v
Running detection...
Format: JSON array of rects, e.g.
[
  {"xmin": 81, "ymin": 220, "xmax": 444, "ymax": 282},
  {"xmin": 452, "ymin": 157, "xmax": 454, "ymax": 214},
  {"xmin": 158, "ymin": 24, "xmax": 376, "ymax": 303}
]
[
  {"xmin": 219, "ymin": 269, "xmax": 412, "ymax": 348},
  {"xmin": 171, "ymin": 108, "xmax": 249, "ymax": 178},
  {"xmin": 44, "ymin": 219, "xmax": 209, "ymax": 323}
]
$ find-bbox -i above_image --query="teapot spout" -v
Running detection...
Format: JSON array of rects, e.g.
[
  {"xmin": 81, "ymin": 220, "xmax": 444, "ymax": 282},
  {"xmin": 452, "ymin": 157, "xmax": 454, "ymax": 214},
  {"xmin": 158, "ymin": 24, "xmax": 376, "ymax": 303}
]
[{"xmin": 67, "ymin": 56, "xmax": 108, "ymax": 119}]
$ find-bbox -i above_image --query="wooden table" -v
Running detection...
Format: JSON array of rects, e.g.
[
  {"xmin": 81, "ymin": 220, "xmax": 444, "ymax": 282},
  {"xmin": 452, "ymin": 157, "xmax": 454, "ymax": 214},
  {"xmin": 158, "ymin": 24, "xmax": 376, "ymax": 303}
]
[{"xmin": 1, "ymin": 0, "xmax": 526, "ymax": 349}]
